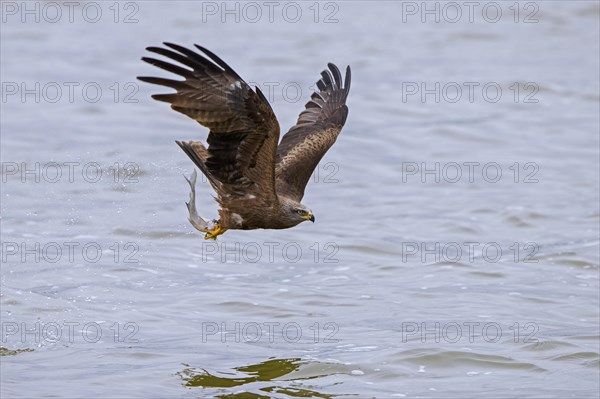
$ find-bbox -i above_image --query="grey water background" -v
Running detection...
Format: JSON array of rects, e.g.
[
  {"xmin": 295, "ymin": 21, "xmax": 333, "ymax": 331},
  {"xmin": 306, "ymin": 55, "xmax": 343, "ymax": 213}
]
[{"xmin": 1, "ymin": 1, "xmax": 599, "ymax": 398}]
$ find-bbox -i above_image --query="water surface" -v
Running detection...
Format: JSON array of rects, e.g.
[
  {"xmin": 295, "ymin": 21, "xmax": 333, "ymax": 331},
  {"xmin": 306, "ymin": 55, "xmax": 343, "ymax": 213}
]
[{"xmin": 1, "ymin": 1, "xmax": 599, "ymax": 398}]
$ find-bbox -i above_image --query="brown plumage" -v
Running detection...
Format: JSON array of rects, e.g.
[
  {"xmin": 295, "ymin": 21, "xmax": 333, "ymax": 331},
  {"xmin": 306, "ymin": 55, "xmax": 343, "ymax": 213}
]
[{"xmin": 138, "ymin": 43, "xmax": 351, "ymax": 239}]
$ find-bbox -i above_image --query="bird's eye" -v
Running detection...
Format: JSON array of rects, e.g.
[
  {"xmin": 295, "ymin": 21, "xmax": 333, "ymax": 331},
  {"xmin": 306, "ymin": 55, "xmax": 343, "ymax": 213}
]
[{"xmin": 296, "ymin": 209, "xmax": 305, "ymax": 215}]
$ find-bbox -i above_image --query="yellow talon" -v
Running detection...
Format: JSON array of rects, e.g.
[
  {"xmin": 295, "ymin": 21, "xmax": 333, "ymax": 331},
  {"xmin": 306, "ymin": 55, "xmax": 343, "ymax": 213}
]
[{"xmin": 203, "ymin": 222, "xmax": 227, "ymax": 240}]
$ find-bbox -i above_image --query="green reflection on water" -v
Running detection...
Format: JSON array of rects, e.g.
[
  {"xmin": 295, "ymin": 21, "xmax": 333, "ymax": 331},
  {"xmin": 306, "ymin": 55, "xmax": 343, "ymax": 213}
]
[
  {"xmin": 0, "ymin": 347, "xmax": 34, "ymax": 356},
  {"xmin": 259, "ymin": 385, "xmax": 335, "ymax": 398},
  {"xmin": 179, "ymin": 357, "xmax": 336, "ymax": 398},
  {"xmin": 180, "ymin": 357, "xmax": 302, "ymax": 388}
]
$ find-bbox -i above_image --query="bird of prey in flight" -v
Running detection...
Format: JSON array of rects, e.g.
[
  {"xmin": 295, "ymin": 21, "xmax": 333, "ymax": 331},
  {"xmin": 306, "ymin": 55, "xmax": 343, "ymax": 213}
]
[{"xmin": 138, "ymin": 43, "xmax": 351, "ymax": 239}]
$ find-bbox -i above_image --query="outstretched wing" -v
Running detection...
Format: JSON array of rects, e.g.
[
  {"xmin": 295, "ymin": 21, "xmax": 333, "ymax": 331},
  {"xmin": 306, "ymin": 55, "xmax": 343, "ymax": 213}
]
[
  {"xmin": 275, "ymin": 64, "xmax": 351, "ymax": 201},
  {"xmin": 138, "ymin": 43, "xmax": 280, "ymax": 201}
]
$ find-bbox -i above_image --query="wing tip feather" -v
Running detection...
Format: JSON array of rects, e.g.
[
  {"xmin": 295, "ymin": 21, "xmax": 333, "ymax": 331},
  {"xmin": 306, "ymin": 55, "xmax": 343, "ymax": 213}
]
[{"xmin": 344, "ymin": 65, "xmax": 351, "ymax": 92}]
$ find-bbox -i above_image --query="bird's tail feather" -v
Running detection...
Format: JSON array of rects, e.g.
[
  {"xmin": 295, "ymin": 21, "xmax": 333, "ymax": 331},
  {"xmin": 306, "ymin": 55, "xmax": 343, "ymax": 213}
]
[{"xmin": 176, "ymin": 140, "xmax": 220, "ymax": 191}]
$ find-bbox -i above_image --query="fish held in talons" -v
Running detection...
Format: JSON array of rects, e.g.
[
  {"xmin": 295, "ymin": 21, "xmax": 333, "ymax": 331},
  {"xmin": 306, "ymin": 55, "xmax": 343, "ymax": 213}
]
[
  {"xmin": 184, "ymin": 170, "xmax": 227, "ymax": 240},
  {"xmin": 183, "ymin": 170, "xmax": 209, "ymax": 231}
]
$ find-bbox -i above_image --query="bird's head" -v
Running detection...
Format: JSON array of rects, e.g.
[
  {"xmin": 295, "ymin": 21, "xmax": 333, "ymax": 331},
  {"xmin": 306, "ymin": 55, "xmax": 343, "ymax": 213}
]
[{"xmin": 281, "ymin": 198, "xmax": 315, "ymax": 226}]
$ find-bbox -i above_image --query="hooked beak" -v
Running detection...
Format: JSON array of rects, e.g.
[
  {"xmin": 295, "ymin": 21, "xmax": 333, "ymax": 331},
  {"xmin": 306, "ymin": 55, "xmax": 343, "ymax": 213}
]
[{"xmin": 308, "ymin": 213, "xmax": 315, "ymax": 223}]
